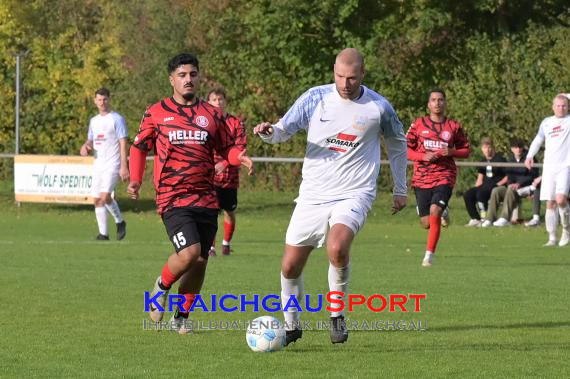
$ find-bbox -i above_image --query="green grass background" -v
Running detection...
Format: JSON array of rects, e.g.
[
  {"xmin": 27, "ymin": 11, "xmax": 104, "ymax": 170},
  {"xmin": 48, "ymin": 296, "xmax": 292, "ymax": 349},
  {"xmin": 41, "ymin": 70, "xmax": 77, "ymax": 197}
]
[{"xmin": 0, "ymin": 181, "xmax": 568, "ymax": 378}]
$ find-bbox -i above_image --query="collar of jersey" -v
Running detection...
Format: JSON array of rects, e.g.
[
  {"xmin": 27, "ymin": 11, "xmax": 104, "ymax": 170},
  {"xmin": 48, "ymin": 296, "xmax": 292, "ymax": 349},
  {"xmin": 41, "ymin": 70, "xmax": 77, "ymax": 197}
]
[{"xmin": 169, "ymin": 96, "xmax": 199, "ymax": 108}]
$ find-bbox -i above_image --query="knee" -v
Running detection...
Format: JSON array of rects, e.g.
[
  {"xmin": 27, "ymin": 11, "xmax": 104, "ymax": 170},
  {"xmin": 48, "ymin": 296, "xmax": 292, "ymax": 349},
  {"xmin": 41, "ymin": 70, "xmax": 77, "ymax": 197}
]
[
  {"xmin": 420, "ymin": 220, "xmax": 430, "ymax": 229},
  {"xmin": 555, "ymin": 195, "xmax": 568, "ymax": 207},
  {"xmin": 196, "ymin": 256, "xmax": 208, "ymax": 266},
  {"xmin": 281, "ymin": 260, "xmax": 302, "ymax": 279},
  {"xmin": 328, "ymin": 245, "xmax": 349, "ymax": 267},
  {"xmin": 194, "ymin": 256, "xmax": 208, "ymax": 272},
  {"xmin": 177, "ymin": 247, "xmax": 201, "ymax": 269}
]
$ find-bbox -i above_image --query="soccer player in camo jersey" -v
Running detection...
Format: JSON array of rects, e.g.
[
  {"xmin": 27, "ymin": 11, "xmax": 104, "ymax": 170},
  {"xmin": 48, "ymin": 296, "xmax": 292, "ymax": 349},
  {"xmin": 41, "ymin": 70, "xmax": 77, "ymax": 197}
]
[
  {"xmin": 206, "ymin": 88, "xmax": 247, "ymax": 257},
  {"xmin": 80, "ymin": 87, "xmax": 128, "ymax": 241},
  {"xmin": 525, "ymin": 94, "xmax": 570, "ymax": 247},
  {"xmin": 406, "ymin": 88, "xmax": 470, "ymax": 267},
  {"xmin": 127, "ymin": 53, "xmax": 253, "ymax": 334},
  {"xmin": 254, "ymin": 48, "xmax": 408, "ymax": 346}
]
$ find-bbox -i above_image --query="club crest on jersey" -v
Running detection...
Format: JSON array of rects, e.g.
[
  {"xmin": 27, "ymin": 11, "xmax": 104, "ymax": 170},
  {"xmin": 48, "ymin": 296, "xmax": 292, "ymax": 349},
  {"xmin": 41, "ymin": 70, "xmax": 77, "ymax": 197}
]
[
  {"xmin": 326, "ymin": 133, "xmax": 360, "ymax": 153},
  {"xmin": 195, "ymin": 116, "xmax": 209, "ymax": 128},
  {"xmin": 352, "ymin": 116, "xmax": 367, "ymax": 131},
  {"xmin": 440, "ymin": 131, "xmax": 451, "ymax": 141}
]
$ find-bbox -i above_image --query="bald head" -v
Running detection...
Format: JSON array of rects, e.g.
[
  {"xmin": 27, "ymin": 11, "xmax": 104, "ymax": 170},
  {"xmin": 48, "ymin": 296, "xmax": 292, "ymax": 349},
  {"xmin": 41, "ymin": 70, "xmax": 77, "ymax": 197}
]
[
  {"xmin": 552, "ymin": 93, "xmax": 569, "ymax": 118},
  {"xmin": 335, "ymin": 48, "xmax": 364, "ymax": 69},
  {"xmin": 334, "ymin": 48, "xmax": 365, "ymax": 100}
]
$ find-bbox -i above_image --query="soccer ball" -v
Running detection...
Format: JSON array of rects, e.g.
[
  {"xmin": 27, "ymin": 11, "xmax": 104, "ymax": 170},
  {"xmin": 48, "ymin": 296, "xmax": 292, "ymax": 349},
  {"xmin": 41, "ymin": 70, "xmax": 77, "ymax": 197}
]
[{"xmin": 245, "ymin": 316, "xmax": 286, "ymax": 352}]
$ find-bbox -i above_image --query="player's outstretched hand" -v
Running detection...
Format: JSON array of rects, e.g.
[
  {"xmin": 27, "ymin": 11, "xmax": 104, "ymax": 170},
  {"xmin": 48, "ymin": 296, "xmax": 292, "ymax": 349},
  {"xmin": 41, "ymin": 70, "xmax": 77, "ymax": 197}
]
[
  {"xmin": 120, "ymin": 166, "xmax": 130, "ymax": 182},
  {"xmin": 525, "ymin": 157, "xmax": 534, "ymax": 170},
  {"xmin": 391, "ymin": 195, "xmax": 407, "ymax": 215},
  {"xmin": 238, "ymin": 149, "xmax": 254, "ymax": 176},
  {"xmin": 253, "ymin": 122, "xmax": 274, "ymax": 136},
  {"xmin": 127, "ymin": 181, "xmax": 141, "ymax": 200}
]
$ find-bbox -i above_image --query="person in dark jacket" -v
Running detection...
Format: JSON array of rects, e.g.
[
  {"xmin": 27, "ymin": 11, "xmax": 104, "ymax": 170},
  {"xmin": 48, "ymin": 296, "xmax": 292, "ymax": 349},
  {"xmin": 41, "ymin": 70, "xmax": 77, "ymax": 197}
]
[
  {"xmin": 464, "ymin": 137, "xmax": 508, "ymax": 226},
  {"xmin": 481, "ymin": 138, "xmax": 540, "ymax": 227}
]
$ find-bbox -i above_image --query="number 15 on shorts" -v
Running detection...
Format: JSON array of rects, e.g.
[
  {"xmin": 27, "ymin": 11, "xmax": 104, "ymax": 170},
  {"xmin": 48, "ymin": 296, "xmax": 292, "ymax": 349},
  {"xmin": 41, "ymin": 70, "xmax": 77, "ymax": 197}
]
[{"xmin": 172, "ymin": 232, "xmax": 186, "ymax": 249}]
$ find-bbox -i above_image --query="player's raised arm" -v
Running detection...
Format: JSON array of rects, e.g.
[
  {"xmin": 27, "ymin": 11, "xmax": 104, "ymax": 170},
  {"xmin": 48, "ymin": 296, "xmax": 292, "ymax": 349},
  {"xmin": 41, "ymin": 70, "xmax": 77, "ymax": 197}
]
[{"xmin": 255, "ymin": 87, "xmax": 324, "ymax": 144}]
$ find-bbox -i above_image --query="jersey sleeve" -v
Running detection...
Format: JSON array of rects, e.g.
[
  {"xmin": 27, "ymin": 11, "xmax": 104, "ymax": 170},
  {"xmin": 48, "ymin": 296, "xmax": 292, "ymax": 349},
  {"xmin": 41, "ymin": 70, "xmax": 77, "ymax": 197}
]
[
  {"xmin": 264, "ymin": 88, "xmax": 323, "ymax": 144},
  {"xmin": 214, "ymin": 114, "xmax": 241, "ymax": 165},
  {"xmin": 113, "ymin": 113, "xmax": 128, "ymax": 140},
  {"xmin": 228, "ymin": 115, "xmax": 247, "ymax": 150},
  {"xmin": 453, "ymin": 123, "xmax": 470, "ymax": 150},
  {"xmin": 132, "ymin": 107, "xmax": 157, "ymax": 152},
  {"xmin": 406, "ymin": 119, "xmax": 420, "ymax": 151},
  {"xmin": 526, "ymin": 122, "xmax": 546, "ymax": 160},
  {"xmin": 87, "ymin": 119, "xmax": 94, "ymax": 141},
  {"xmin": 380, "ymin": 102, "xmax": 408, "ymax": 196}
]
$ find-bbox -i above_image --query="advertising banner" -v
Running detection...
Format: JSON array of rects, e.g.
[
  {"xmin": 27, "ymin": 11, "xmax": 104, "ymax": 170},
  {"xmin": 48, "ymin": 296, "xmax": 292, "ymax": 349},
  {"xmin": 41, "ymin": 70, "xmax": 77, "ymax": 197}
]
[{"xmin": 14, "ymin": 155, "xmax": 94, "ymax": 204}]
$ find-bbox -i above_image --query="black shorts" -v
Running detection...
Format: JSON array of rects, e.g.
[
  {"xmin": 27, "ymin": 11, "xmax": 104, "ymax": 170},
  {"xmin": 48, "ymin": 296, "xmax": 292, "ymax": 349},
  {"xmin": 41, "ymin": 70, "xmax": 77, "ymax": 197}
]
[
  {"xmin": 215, "ymin": 187, "xmax": 238, "ymax": 212},
  {"xmin": 161, "ymin": 207, "xmax": 218, "ymax": 257},
  {"xmin": 414, "ymin": 185, "xmax": 453, "ymax": 217}
]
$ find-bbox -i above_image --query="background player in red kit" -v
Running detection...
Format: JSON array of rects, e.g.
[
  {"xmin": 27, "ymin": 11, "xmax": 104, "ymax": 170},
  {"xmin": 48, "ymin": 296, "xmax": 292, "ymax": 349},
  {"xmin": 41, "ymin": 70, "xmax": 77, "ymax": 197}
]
[
  {"xmin": 127, "ymin": 53, "xmax": 253, "ymax": 333},
  {"xmin": 407, "ymin": 88, "xmax": 470, "ymax": 267},
  {"xmin": 206, "ymin": 88, "xmax": 247, "ymax": 256}
]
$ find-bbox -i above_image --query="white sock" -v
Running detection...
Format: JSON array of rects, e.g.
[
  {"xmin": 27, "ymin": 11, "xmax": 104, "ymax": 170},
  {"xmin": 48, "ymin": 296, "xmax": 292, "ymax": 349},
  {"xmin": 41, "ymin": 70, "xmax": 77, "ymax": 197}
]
[
  {"xmin": 328, "ymin": 262, "xmax": 350, "ymax": 318},
  {"xmin": 424, "ymin": 251, "xmax": 434, "ymax": 261},
  {"xmin": 105, "ymin": 199, "xmax": 123, "ymax": 223},
  {"xmin": 558, "ymin": 205, "xmax": 569, "ymax": 230},
  {"xmin": 222, "ymin": 240, "xmax": 230, "ymax": 246},
  {"xmin": 95, "ymin": 206, "xmax": 108, "ymax": 236},
  {"xmin": 281, "ymin": 272, "xmax": 303, "ymax": 330},
  {"xmin": 545, "ymin": 208, "xmax": 558, "ymax": 241},
  {"xmin": 532, "ymin": 214, "xmax": 540, "ymax": 221}
]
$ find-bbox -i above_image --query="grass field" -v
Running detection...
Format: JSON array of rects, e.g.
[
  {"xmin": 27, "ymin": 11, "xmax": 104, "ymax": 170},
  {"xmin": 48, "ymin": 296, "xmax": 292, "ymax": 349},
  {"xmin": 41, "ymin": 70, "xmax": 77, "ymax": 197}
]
[{"xmin": 1, "ymin": 182, "xmax": 569, "ymax": 378}]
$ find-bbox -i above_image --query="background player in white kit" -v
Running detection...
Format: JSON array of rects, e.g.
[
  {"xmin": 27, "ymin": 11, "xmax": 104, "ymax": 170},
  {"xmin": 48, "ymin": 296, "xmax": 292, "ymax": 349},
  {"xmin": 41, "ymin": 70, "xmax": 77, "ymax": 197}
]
[
  {"xmin": 525, "ymin": 94, "xmax": 570, "ymax": 247},
  {"xmin": 80, "ymin": 87, "xmax": 129, "ymax": 240},
  {"xmin": 254, "ymin": 48, "xmax": 408, "ymax": 346}
]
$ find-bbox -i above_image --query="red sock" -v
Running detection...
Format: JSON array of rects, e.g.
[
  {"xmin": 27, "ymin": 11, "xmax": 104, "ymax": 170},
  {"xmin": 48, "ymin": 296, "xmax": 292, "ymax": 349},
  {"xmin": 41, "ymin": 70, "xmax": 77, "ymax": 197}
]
[
  {"xmin": 426, "ymin": 215, "xmax": 441, "ymax": 253},
  {"xmin": 223, "ymin": 221, "xmax": 235, "ymax": 243},
  {"xmin": 160, "ymin": 263, "xmax": 179, "ymax": 289},
  {"xmin": 179, "ymin": 293, "xmax": 196, "ymax": 315}
]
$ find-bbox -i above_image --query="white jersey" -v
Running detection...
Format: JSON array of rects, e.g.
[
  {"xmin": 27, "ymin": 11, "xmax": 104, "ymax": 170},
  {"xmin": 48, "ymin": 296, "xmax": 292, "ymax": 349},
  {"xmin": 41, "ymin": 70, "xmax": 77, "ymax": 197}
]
[
  {"xmin": 527, "ymin": 114, "xmax": 570, "ymax": 174},
  {"xmin": 87, "ymin": 111, "xmax": 128, "ymax": 169},
  {"xmin": 262, "ymin": 84, "xmax": 407, "ymax": 204}
]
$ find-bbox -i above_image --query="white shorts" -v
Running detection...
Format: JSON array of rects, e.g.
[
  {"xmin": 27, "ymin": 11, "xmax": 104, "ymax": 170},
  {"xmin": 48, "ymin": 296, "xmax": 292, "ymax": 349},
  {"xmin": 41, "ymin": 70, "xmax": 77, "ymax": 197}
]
[
  {"xmin": 285, "ymin": 198, "xmax": 372, "ymax": 248},
  {"xmin": 91, "ymin": 166, "xmax": 120, "ymax": 198},
  {"xmin": 540, "ymin": 168, "xmax": 570, "ymax": 201}
]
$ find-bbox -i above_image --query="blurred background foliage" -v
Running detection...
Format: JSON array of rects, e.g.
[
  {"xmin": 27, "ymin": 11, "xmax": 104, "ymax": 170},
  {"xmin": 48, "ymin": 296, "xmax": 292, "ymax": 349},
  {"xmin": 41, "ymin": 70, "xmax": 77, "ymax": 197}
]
[{"xmin": 1, "ymin": 0, "xmax": 568, "ymax": 191}]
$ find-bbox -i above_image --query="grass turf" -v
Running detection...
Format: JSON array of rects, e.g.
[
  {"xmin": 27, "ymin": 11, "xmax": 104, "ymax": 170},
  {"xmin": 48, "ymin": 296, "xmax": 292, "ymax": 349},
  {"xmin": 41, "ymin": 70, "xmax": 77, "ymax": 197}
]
[{"xmin": 0, "ymin": 183, "xmax": 569, "ymax": 378}]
